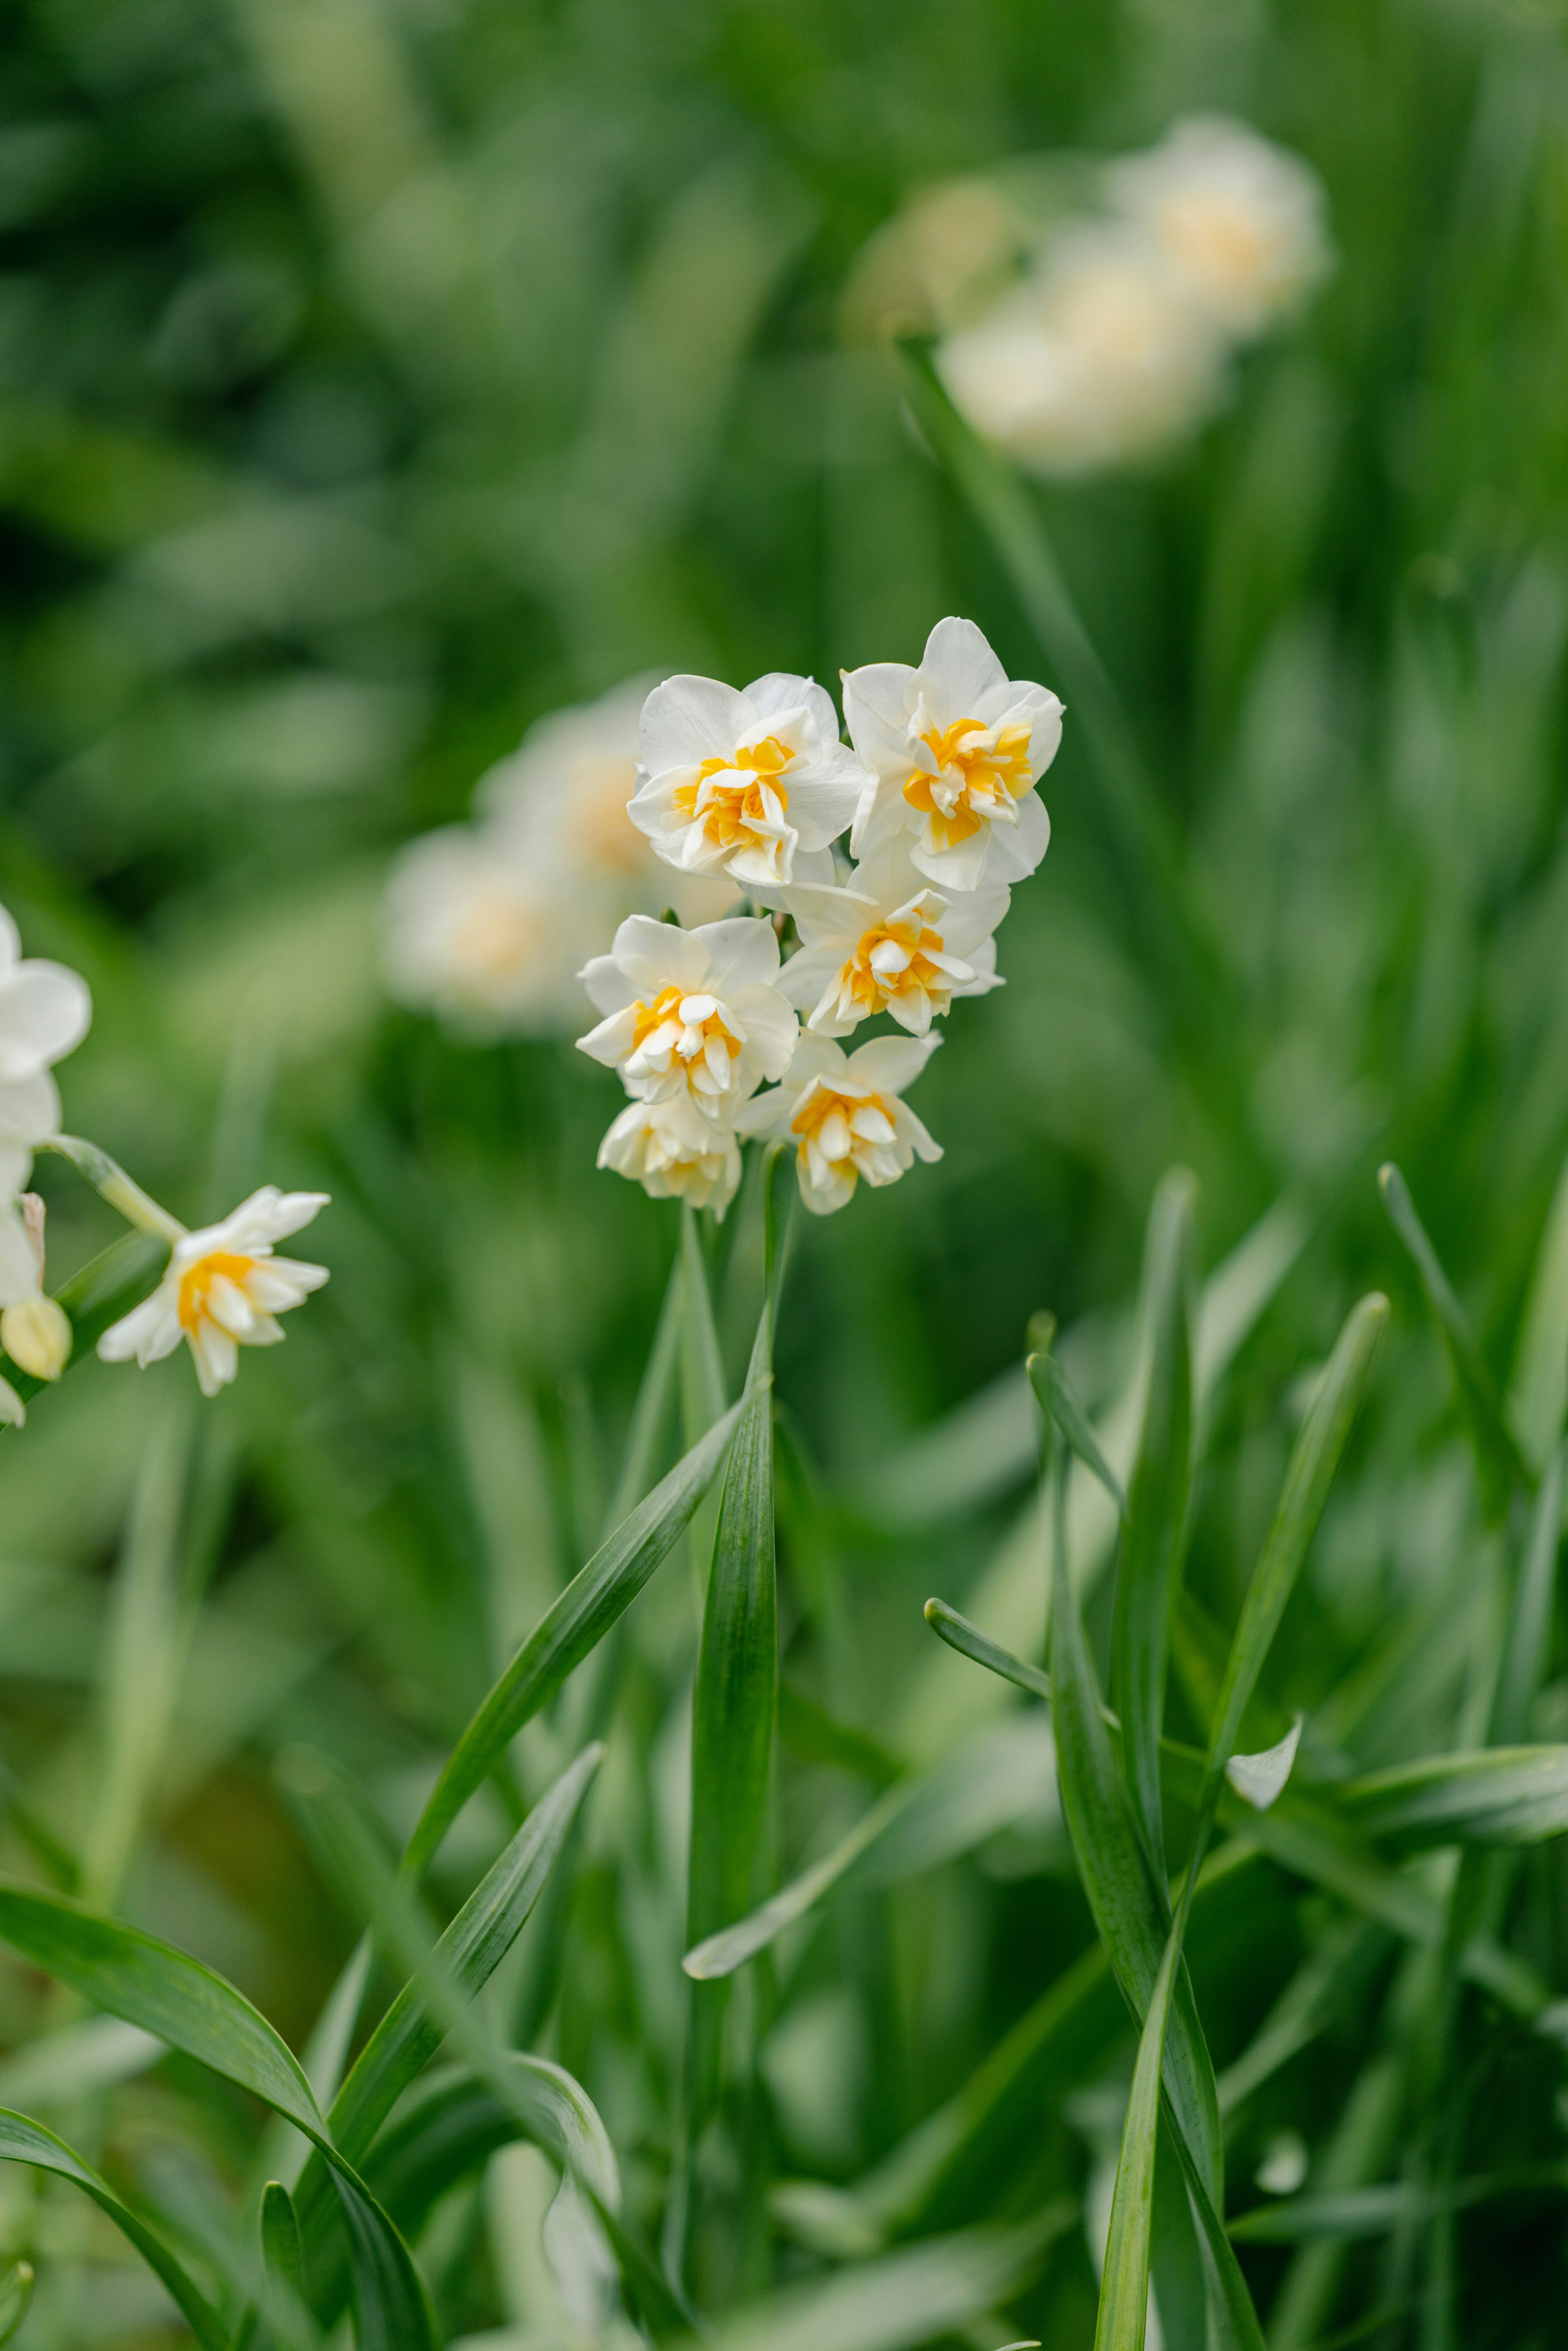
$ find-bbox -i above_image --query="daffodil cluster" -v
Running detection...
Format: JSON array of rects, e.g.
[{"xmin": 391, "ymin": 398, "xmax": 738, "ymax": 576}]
[
  {"xmin": 0, "ymin": 897, "xmax": 330, "ymax": 1422},
  {"xmin": 578, "ymin": 617, "xmax": 1062, "ymax": 1218},
  {"xmin": 850, "ymin": 116, "xmax": 1331, "ymax": 478}
]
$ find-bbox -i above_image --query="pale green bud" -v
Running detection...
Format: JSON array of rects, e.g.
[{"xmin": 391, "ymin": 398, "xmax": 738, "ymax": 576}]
[{"xmin": 1, "ymin": 1295, "xmax": 73, "ymax": 1383}]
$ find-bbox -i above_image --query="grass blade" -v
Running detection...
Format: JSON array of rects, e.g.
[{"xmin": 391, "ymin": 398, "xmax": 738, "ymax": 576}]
[
  {"xmin": 0, "ymin": 2260, "xmax": 31, "ymax": 2347},
  {"xmin": 330, "ymin": 2161, "xmax": 438, "ymax": 2351},
  {"xmin": 257, "ymin": 2179, "xmax": 321, "ymax": 2351},
  {"xmin": 1379, "ymin": 1165, "xmax": 1526, "ymax": 1515},
  {"xmin": 1339, "ymin": 1745, "xmax": 1568, "ymax": 1847},
  {"xmin": 1490, "ymin": 1443, "xmax": 1564, "ymax": 1745},
  {"xmin": 1199, "ymin": 1294, "xmax": 1388, "ymax": 1826},
  {"xmin": 1094, "ymin": 1910, "xmax": 1185, "ymax": 2350},
  {"xmin": 686, "ymin": 1295, "xmax": 777, "ymax": 2106},
  {"xmin": 1111, "ymin": 1171, "xmax": 1198, "ymax": 1879},
  {"xmin": 1510, "ymin": 1145, "xmax": 1568, "ymax": 1467},
  {"xmin": 0, "ymin": 2107, "xmax": 226, "ymax": 2349},
  {"xmin": 684, "ymin": 1780, "xmax": 908, "ymax": 1980},
  {"xmin": 1028, "ymin": 1353, "xmax": 1128, "ymax": 1522},
  {"xmin": 0, "ymin": 1881, "xmax": 323, "ymax": 2133},
  {"xmin": 923, "ymin": 1597, "xmax": 1052, "ymax": 1700},
  {"xmin": 668, "ymin": 2210, "xmax": 1073, "ymax": 2351},
  {"xmin": 1042, "ymin": 1384, "xmax": 1223, "ymax": 2208},
  {"xmin": 605, "ymin": 1244, "xmax": 685, "ymax": 1532},
  {"xmin": 402, "ymin": 1394, "xmax": 749, "ymax": 1879}
]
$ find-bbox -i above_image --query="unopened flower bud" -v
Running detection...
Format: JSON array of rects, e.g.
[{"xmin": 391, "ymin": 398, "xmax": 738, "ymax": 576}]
[
  {"xmin": 0, "ymin": 1373, "xmax": 25, "ymax": 1427},
  {"xmin": 1, "ymin": 1295, "xmax": 72, "ymax": 1382}
]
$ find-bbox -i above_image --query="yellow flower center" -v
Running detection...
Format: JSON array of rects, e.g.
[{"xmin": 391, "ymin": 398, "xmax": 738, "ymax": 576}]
[
  {"xmin": 837, "ymin": 915, "xmax": 950, "ymax": 1018},
  {"xmin": 790, "ymin": 1083, "xmax": 897, "ymax": 1193},
  {"xmin": 630, "ymin": 985, "xmax": 744, "ymax": 1076},
  {"xmin": 673, "ymin": 736, "xmax": 793, "ymax": 851},
  {"xmin": 178, "ymin": 1250, "xmax": 254, "ymax": 1337},
  {"xmin": 903, "ymin": 718, "xmax": 1031, "ymax": 852}
]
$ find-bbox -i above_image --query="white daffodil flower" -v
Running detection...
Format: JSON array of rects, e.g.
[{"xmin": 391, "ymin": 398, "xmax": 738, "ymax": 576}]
[
  {"xmin": 936, "ymin": 221, "xmax": 1225, "ymax": 480},
  {"xmin": 0, "ymin": 902, "xmax": 92, "ymax": 1197},
  {"xmin": 98, "ymin": 1186, "xmax": 329, "ymax": 1398},
  {"xmin": 780, "ymin": 843, "xmax": 1008, "ymax": 1038},
  {"xmin": 628, "ymin": 672, "xmax": 865, "ymax": 899},
  {"xmin": 383, "ymin": 827, "xmax": 602, "ymax": 1036},
  {"xmin": 597, "ymin": 1093, "xmax": 743, "ymax": 1219},
  {"xmin": 1224, "ymin": 1715, "xmax": 1303, "ymax": 1812},
  {"xmin": 0, "ymin": 1194, "xmax": 70, "ymax": 1384},
  {"xmin": 1108, "ymin": 116, "xmax": 1331, "ymax": 342},
  {"xmin": 843, "ymin": 618, "xmax": 1062, "ymax": 891},
  {"xmin": 576, "ymin": 915, "xmax": 797, "ymax": 1123},
  {"xmin": 477, "ymin": 677, "xmax": 730, "ymax": 929},
  {"xmin": 737, "ymin": 1033, "xmax": 942, "ymax": 1216}
]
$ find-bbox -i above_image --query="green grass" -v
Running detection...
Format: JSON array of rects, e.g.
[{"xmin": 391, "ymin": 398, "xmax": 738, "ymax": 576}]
[{"xmin": 2, "ymin": 0, "xmax": 1568, "ymax": 2345}]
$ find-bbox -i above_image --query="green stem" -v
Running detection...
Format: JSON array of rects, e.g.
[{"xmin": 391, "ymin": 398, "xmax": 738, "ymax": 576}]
[{"xmin": 40, "ymin": 1137, "xmax": 187, "ymax": 1245}]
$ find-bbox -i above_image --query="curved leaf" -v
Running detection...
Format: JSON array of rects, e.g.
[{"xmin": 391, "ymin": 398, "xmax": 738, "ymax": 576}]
[
  {"xmin": 1341, "ymin": 1745, "xmax": 1568, "ymax": 1849},
  {"xmin": 0, "ymin": 2107, "xmax": 226, "ymax": 2349},
  {"xmin": 922, "ymin": 1597, "xmax": 1052, "ymax": 1701},
  {"xmin": 403, "ymin": 1393, "xmax": 749, "ymax": 1879},
  {"xmin": 0, "ymin": 1881, "xmax": 321, "ymax": 2133}
]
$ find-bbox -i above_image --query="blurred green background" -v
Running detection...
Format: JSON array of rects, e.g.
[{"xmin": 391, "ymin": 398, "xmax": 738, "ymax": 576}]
[{"xmin": 4, "ymin": 0, "xmax": 1568, "ymax": 2343}]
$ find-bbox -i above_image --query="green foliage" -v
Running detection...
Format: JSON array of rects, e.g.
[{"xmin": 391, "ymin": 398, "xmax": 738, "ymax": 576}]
[{"xmin": 3, "ymin": 1, "xmax": 1568, "ymax": 2346}]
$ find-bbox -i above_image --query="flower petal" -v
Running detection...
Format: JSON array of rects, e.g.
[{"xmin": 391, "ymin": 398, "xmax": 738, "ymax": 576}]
[
  {"xmin": 639, "ymin": 675, "xmax": 752, "ymax": 771},
  {"xmin": 918, "ymin": 617, "xmax": 1009, "ymax": 722}
]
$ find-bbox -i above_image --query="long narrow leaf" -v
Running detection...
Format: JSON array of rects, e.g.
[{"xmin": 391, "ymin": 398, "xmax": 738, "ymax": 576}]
[
  {"xmin": 1042, "ymin": 1386, "xmax": 1223, "ymax": 2207},
  {"xmin": 686, "ymin": 1296, "xmax": 777, "ymax": 2108},
  {"xmin": 0, "ymin": 1882, "xmax": 322, "ymax": 2133},
  {"xmin": 1111, "ymin": 1172, "xmax": 1197, "ymax": 1879},
  {"xmin": 1200, "ymin": 1294, "xmax": 1388, "ymax": 1822},
  {"xmin": 1379, "ymin": 1165, "xmax": 1526, "ymax": 1515},
  {"xmin": 1095, "ymin": 1912, "xmax": 1186, "ymax": 2351},
  {"xmin": 923, "ymin": 1597, "xmax": 1052, "ymax": 1700},
  {"xmin": 1339, "ymin": 1745, "xmax": 1568, "ymax": 1848},
  {"xmin": 1490, "ymin": 1444, "xmax": 1564, "ymax": 1745},
  {"xmin": 0, "ymin": 2107, "xmax": 227, "ymax": 2349},
  {"xmin": 403, "ymin": 1393, "xmax": 749, "ymax": 1879},
  {"xmin": 330, "ymin": 2160, "xmax": 438, "ymax": 2351}
]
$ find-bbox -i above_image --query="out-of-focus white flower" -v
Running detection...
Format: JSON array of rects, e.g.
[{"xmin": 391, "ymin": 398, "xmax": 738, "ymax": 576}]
[
  {"xmin": 937, "ymin": 221, "xmax": 1225, "ymax": 479},
  {"xmin": 98, "ymin": 1186, "xmax": 329, "ymax": 1399},
  {"xmin": 478, "ymin": 679, "xmax": 730, "ymax": 930},
  {"xmin": 0, "ymin": 904, "xmax": 92, "ymax": 1197},
  {"xmin": 597, "ymin": 1094, "xmax": 743, "ymax": 1219},
  {"xmin": 0, "ymin": 1194, "xmax": 70, "ymax": 1383},
  {"xmin": 629, "ymin": 673, "xmax": 865, "ymax": 900},
  {"xmin": 843, "ymin": 618, "xmax": 1061, "ymax": 891},
  {"xmin": 840, "ymin": 175, "xmax": 1026, "ymax": 341},
  {"xmin": 383, "ymin": 828, "xmax": 599, "ymax": 1035},
  {"xmin": 1108, "ymin": 116, "xmax": 1331, "ymax": 341},
  {"xmin": 577, "ymin": 916, "xmax": 797, "ymax": 1122},
  {"xmin": 737, "ymin": 1033, "xmax": 942, "ymax": 1215},
  {"xmin": 781, "ymin": 843, "xmax": 1008, "ymax": 1038}
]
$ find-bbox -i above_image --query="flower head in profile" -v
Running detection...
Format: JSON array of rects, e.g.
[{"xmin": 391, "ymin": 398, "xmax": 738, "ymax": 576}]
[
  {"xmin": 0, "ymin": 902, "xmax": 92, "ymax": 1197},
  {"xmin": 383, "ymin": 828, "xmax": 595, "ymax": 1036},
  {"xmin": 936, "ymin": 221, "xmax": 1225, "ymax": 479},
  {"xmin": 781, "ymin": 844, "xmax": 1008, "ymax": 1039},
  {"xmin": 597, "ymin": 1094, "xmax": 743, "ymax": 1220},
  {"xmin": 843, "ymin": 618, "xmax": 1061, "ymax": 891},
  {"xmin": 577, "ymin": 915, "xmax": 797, "ymax": 1122},
  {"xmin": 737, "ymin": 1033, "xmax": 942, "ymax": 1215},
  {"xmin": 1108, "ymin": 116, "xmax": 1331, "ymax": 341},
  {"xmin": 98, "ymin": 1187, "xmax": 329, "ymax": 1398},
  {"xmin": 629, "ymin": 673, "xmax": 865, "ymax": 899}
]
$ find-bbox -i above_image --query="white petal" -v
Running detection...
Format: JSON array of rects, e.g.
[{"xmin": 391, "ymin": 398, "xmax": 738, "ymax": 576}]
[
  {"xmin": 0, "ymin": 906, "xmax": 18, "ymax": 972},
  {"xmin": 0, "ymin": 1069, "xmax": 61, "ymax": 1153},
  {"xmin": 984, "ymin": 789, "xmax": 1051, "ymax": 884},
  {"xmin": 98, "ymin": 1285, "xmax": 183, "ymax": 1367},
  {"xmin": 1225, "ymin": 1717, "xmax": 1303, "ymax": 1812},
  {"xmin": 847, "ymin": 1032, "xmax": 941, "ymax": 1096},
  {"xmin": 579, "ymin": 954, "xmax": 639, "ymax": 1020},
  {"xmin": 729, "ymin": 988, "xmax": 798, "ymax": 1079},
  {"xmin": 694, "ymin": 916, "xmax": 782, "ymax": 992},
  {"xmin": 639, "ymin": 675, "xmax": 752, "ymax": 771},
  {"xmin": 576, "ymin": 1006, "xmax": 641, "ymax": 1070},
  {"xmin": 610, "ymin": 914, "xmax": 710, "ymax": 998},
  {"xmin": 191, "ymin": 1322, "xmax": 238, "ymax": 1396},
  {"xmin": 918, "ymin": 617, "xmax": 1009, "ymax": 721},
  {"xmin": 0, "ymin": 962, "xmax": 93, "ymax": 1081},
  {"xmin": 0, "ymin": 1209, "xmax": 38, "ymax": 1309}
]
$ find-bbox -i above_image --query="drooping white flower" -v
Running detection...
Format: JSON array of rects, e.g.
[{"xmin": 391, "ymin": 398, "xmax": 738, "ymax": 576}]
[
  {"xmin": 98, "ymin": 1187, "xmax": 329, "ymax": 1399},
  {"xmin": 478, "ymin": 678, "xmax": 729, "ymax": 929},
  {"xmin": 577, "ymin": 916, "xmax": 797, "ymax": 1121},
  {"xmin": 1108, "ymin": 116, "xmax": 1331, "ymax": 341},
  {"xmin": 0, "ymin": 1194, "xmax": 70, "ymax": 1384},
  {"xmin": 780, "ymin": 843, "xmax": 1008, "ymax": 1039},
  {"xmin": 383, "ymin": 828, "xmax": 599, "ymax": 1035},
  {"xmin": 843, "ymin": 618, "xmax": 1062, "ymax": 891},
  {"xmin": 737, "ymin": 1033, "xmax": 942, "ymax": 1216},
  {"xmin": 597, "ymin": 1093, "xmax": 743, "ymax": 1219},
  {"xmin": 628, "ymin": 673, "xmax": 866, "ymax": 899},
  {"xmin": 0, "ymin": 903, "xmax": 92, "ymax": 1197},
  {"xmin": 936, "ymin": 220, "xmax": 1225, "ymax": 479}
]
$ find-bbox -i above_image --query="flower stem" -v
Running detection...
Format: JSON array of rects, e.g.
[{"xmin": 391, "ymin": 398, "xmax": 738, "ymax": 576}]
[{"xmin": 40, "ymin": 1137, "xmax": 188, "ymax": 1245}]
